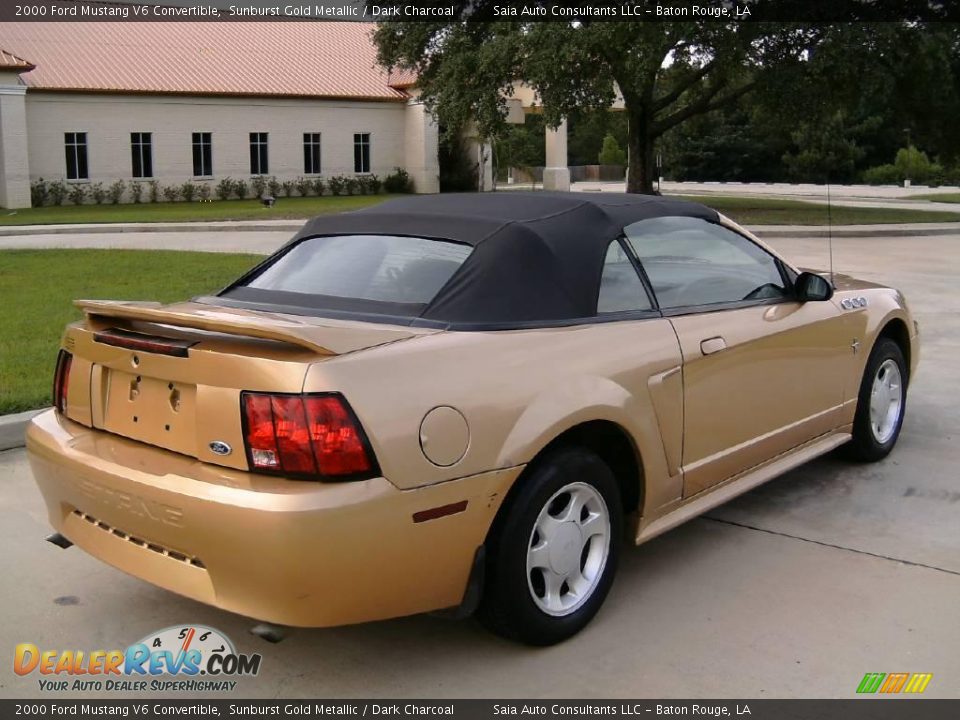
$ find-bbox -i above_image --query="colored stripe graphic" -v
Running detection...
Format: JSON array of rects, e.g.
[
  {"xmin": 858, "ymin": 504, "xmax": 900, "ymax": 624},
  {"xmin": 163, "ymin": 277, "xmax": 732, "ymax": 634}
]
[
  {"xmin": 880, "ymin": 673, "xmax": 909, "ymax": 693},
  {"xmin": 857, "ymin": 673, "xmax": 886, "ymax": 694},
  {"xmin": 904, "ymin": 674, "xmax": 933, "ymax": 694},
  {"xmin": 857, "ymin": 672, "xmax": 932, "ymax": 694}
]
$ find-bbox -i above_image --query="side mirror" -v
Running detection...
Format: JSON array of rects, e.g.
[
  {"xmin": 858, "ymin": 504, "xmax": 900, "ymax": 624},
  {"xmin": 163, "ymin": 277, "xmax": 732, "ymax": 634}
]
[{"xmin": 795, "ymin": 272, "xmax": 834, "ymax": 302}]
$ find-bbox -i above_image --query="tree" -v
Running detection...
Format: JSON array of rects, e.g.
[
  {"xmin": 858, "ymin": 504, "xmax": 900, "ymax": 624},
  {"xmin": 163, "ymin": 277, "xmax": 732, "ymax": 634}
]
[
  {"xmin": 567, "ymin": 109, "xmax": 627, "ymax": 167},
  {"xmin": 598, "ymin": 134, "xmax": 627, "ymax": 166},
  {"xmin": 636, "ymin": 22, "xmax": 959, "ymax": 184},
  {"xmin": 493, "ymin": 113, "xmax": 545, "ymax": 176},
  {"xmin": 374, "ymin": 5, "xmax": 818, "ymax": 193},
  {"xmin": 781, "ymin": 111, "xmax": 876, "ymax": 183},
  {"xmin": 746, "ymin": 23, "xmax": 960, "ymax": 176}
]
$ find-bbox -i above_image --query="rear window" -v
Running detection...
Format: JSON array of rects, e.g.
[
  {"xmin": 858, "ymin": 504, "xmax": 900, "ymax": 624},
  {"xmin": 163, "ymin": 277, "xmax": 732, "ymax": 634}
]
[{"xmin": 224, "ymin": 234, "xmax": 472, "ymax": 313}]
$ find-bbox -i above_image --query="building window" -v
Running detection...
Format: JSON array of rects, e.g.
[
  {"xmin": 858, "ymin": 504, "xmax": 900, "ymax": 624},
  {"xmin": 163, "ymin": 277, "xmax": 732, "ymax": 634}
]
[
  {"xmin": 192, "ymin": 132, "xmax": 213, "ymax": 177},
  {"xmin": 65, "ymin": 132, "xmax": 88, "ymax": 180},
  {"xmin": 353, "ymin": 133, "xmax": 370, "ymax": 173},
  {"xmin": 303, "ymin": 133, "xmax": 322, "ymax": 175},
  {"xmin": 249, "ymin": 132, "xmax": 268, "ymax": 175},
  {"xmin": 130, "ymin": 132, "xmax": 153, "ymax": 179}
]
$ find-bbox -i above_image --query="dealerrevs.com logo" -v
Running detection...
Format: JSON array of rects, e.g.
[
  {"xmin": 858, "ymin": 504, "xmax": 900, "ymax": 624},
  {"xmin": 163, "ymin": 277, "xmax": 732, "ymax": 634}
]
[{"xmin": 14, "ymin": 625, "xmax": 262, "ymax": 692}]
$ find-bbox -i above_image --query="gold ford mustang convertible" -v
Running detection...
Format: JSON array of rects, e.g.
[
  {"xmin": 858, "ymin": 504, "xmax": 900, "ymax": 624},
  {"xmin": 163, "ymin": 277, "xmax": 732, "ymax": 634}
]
[{"xmin": 28, "ymin": 192, "xmax": 918, "ymax": 645}]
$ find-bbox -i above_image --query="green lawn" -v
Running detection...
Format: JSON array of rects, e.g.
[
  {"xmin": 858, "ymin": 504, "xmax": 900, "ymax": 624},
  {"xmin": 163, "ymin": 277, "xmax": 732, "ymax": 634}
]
[
  {"xmin": 908, "ymin": 192, "xmax": 960, "ymax": 204},
  {"xmin": 0, "ymin": 249, "xmax": 261, "ymax": 414},
  {"xmin": 0, "ymin": 195, "xmax": 391, "ymax": 226},
  {"xmin": 675, "ymin": 195, "xmax": 960, "ymax": 225},
  {"xmin": 8, "ymin": 192, "xmax": 960, "ymax": 227}
]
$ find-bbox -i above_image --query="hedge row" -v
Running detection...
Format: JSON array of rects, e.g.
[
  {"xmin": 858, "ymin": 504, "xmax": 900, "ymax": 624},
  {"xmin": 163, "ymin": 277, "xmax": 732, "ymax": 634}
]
[{"xmin": 29, "ymin": 169, "xmax": 414, "ymax": 206}]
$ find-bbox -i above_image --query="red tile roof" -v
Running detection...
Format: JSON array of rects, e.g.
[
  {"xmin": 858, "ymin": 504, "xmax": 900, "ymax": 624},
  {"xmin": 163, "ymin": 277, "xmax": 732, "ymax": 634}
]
[
  {"xmin": 387, "ymin": 68, "xmax": 418, "ymax": 90},
  {"xmin": 2, "ymin": 22, "xmax": 408, "ymax": 101},
  {"xmin": 0, "ymin": 47, "xmax": 35, "ymax": 71}
]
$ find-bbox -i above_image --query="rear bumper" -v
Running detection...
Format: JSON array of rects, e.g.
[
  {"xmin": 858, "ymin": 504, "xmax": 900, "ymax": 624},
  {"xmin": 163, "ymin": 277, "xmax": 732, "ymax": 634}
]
[{"xmin": 26, "ymin": 410, "xmax": 518, "ymax": 627}]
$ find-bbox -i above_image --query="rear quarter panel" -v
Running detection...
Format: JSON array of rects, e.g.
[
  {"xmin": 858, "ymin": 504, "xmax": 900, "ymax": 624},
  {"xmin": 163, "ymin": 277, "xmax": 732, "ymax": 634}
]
[{"xmin": 302, "ymin": 318, "xmax": 685, "ymax": 512}]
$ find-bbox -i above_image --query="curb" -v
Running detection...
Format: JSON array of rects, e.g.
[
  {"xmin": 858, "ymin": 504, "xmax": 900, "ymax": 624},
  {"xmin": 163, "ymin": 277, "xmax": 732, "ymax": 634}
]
[{"xmin": 0, "ymin": 408, "xmax": 44, "ymax": 452}]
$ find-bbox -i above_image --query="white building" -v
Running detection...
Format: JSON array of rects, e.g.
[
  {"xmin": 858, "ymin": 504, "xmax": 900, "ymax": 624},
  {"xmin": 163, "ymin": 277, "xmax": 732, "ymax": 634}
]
[{"xmin": 0, "ymin": 22, "xmax": 440, "ymax": 208}]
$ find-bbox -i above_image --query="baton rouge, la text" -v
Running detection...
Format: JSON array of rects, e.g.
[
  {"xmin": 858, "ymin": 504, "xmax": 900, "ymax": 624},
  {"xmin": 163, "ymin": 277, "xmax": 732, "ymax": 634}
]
[{"xmin": 493, "ymin": 706, "xmax": 751, "ymax": 716}]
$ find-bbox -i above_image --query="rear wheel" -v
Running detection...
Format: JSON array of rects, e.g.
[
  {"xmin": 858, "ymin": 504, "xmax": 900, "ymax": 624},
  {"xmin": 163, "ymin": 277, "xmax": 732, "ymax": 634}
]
[
  {"xmin": 848, "ymin": 338, "xmax": 907, "ymax": 462},
  {"xmin": 478, "ymin": 447, "xmax": 622, "ymax": 645}
]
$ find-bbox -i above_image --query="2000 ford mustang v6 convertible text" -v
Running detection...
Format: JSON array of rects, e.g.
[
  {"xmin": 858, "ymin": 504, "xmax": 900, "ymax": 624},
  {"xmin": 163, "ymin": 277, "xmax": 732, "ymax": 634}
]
[{"xmin": 27, "ymin": 192, "xmax": 918, "ymax": 645}]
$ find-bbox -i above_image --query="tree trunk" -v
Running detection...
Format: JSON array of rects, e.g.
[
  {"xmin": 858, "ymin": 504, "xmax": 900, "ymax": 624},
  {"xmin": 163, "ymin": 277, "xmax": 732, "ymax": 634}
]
[{"xmin": 625, "ymin": 108, "xmax": 657, "ymax": 194}]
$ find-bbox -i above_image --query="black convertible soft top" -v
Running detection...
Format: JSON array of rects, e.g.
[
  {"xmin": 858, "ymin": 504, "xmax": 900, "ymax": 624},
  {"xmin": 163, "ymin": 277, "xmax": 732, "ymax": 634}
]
[{"xmin": 222, "ymin": 192, "xmax": 720, "ymax": 328}]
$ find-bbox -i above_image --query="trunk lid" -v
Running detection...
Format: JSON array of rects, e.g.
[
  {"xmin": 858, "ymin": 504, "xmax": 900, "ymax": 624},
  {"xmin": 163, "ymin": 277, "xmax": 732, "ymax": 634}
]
[{"xmin": 62, "ymin": 300, "xmax": 429, "ymax": 470}]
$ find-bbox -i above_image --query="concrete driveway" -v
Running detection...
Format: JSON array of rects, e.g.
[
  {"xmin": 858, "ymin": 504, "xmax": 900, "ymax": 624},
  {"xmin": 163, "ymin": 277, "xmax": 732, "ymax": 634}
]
[{"xmin": 1, "ymin": 231, "xmax": 958, "ymax": 699}]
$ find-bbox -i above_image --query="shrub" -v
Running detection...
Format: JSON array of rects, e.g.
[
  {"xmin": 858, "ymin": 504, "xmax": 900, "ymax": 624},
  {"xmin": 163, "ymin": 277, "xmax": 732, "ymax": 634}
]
[
  {"xmin": 197, "ymin": 182, "xmax": 212, "ymax": 201},
  {"xmin": 267, "ymin": 176, "xmax": 282, "ymax": 198},
  {"xmin": 943, "ymin": 164, "xmax": 960, "ymax": 186},
  {"xmin": 280, "ymin": 180, "xmax": 295, "ymax": 198},
  {"xmin": 861, "ymin": 164, "xmax": 900, "ymax": 185},
  {"xmin": 295, "ymin": 176, "xmax": 313, "ymax": 197},
  {"xmin": 234, "ymin": 179, "xmax": 249, "ymax": 199},
  {"xmin": 345, "ymin": 178, "xmax": 361, "ymax": 196},
  {"xmin": 148, "ymin": 180, "xmax": 160, "ymax": 203},
  {"xmin": 161, "ymin": 184, "xmax": 180, "ymax": 203},
  {"xmin": 48, "ymin": 180, "xmax": 68, "ymax": 206},
  {"xmin": 107, "ymin": 180, "xmax": 126, "ymax": 204},
  {"xmin": 924, "ymin": 163, "xmax": 946, "ymax": 188},
  {"xmin": 355, "ymin": 175, "xmax": 371, "ymax": 194},
  {"xmin": 67, "ymin": 183, "xmax": 88, "ymax": 206},
  {"xmin": 90, "ymin": 183, "xmax": 107, "ymax": 205},
  {"xmin": 327, "ymin": 175, "xmax": 347, "ymax": 196},
  {"xmin": 894, "ymin": 145, "xmax": 934, "ymax": 183},
  {"xmin": 216, "ymin": 177, "xmax": 234, "ymax": 200},
  {"xmin": 251, "ymin": 175, "xmax": 268, "ymax": 199},
  {"xmin": 180, "ymin": 181, "xmax": 197, "ymax": 202},
  {"xmin": 30, "ymin": 179, "xmax": 48, "ymax": 207},
  {"xmin": 383, "ymin": 168, "xmax": 413, "ymax": 194},
  {"xmin": 311, "ymin": 177, "xmax": 326, "ymax": 196},
  {"xmin": 128, "ymin": 182, "xmax": 143, "ymax": 204},
  {"xmin": 598, "ymin": 133, "xmax": 627, "ymax": 166},
  {"xmin": 367, "ymin": 174, "xmax": 382, "ymax": 195}
]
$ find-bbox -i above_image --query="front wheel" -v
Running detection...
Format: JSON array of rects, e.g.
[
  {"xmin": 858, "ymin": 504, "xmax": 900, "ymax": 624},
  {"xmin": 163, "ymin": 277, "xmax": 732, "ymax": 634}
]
[
  {"xmin": 478, "ymin": 447, "xmax": 622, "ymax": 645},
  {"xmin": 848, "ymin": 338, "xmax": 907, "ymax": 462}
]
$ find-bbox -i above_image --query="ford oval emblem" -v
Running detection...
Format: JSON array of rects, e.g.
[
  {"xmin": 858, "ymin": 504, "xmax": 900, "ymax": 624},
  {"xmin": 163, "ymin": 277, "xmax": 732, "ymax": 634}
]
[{"xmin": 209, "ymin": 441, "xmax": 232, "ymax": 456}]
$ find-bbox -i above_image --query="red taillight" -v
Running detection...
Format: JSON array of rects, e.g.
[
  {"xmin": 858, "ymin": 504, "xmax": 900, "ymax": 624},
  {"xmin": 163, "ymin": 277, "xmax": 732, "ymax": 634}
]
[
  {"xmin": 243, "ymin": 394, "xmax": 280, "ymax": 469},
  {"xmin": 241, "ymin": 392, "xmax": 376, "ymax": 480},
  {"xmin": 53, "ymin": 350, "xmax": 73, "ymax": 414},
  {"xmin": 304, "ymin": 396, "xmax": 373, "ymax": 476},
  {"xmin": 271, "ymin": 396, "xmax": 316, "ymax": 474}
]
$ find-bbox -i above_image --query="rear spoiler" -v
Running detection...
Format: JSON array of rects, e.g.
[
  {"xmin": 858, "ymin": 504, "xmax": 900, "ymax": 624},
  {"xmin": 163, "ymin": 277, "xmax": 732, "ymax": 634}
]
[{"xmin": 74, "ymin": 299, "xmax": 338, "ymax": 355}]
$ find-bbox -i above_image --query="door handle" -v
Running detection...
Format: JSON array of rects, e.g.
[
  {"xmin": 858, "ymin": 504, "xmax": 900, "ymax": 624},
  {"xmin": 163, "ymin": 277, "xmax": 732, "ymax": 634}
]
[{"xmin": 700, "ymin": 336, "xmax": 727, "ymax": 355}]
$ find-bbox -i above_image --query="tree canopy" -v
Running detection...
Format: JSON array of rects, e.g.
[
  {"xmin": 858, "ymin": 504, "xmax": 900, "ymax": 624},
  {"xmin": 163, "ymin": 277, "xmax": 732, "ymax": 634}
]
[{"xmin": 374, "ymin": 8, "xmax": 959, "ymax": 192}]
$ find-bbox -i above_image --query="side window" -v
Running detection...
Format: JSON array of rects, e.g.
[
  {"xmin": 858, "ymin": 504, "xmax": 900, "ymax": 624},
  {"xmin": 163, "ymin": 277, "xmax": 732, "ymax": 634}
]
[
  {"xmin": 596, "ymin": 240, "xmax": 653, "ymax": 314},
  {"xmin": 624, "ymin": 217, "xmax": 787, "ymax": 309}
]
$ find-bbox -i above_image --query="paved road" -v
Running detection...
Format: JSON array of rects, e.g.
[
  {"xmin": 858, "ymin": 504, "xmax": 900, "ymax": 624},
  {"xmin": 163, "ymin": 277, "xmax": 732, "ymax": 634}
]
[{"xmin": 2, "ymin": 232, "xmax": 958, "ymax": 699}]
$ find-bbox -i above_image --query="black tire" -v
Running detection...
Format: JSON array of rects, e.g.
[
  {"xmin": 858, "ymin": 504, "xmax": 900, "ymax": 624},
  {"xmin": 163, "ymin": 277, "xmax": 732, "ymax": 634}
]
[
  {"xmin": 478, "ymin": 446, "xmax": 623, "ymax": 645},
  {"xmin": 847, "ymin": 338, "xmax": 908, "ymax": 462}
]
